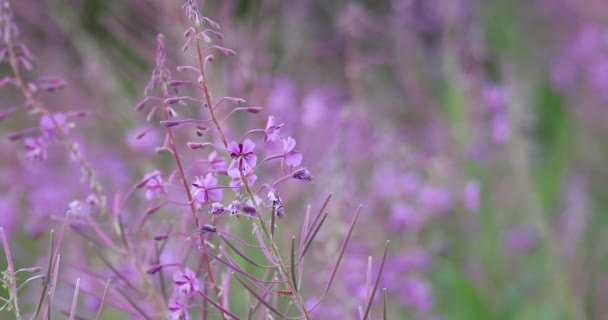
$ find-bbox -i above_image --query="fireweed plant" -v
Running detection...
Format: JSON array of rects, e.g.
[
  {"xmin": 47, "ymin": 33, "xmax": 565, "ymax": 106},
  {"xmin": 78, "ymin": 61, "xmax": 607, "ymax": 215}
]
[{"xmin": 0, "ymin": 0, "xmax": 389, "ymax": 319}]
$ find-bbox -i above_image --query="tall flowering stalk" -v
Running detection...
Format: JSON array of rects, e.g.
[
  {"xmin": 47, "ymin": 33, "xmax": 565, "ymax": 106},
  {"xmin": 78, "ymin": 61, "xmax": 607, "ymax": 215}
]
[{"xmin": 0, "ymin": 0, "xmax": 105, "ymax": 211}]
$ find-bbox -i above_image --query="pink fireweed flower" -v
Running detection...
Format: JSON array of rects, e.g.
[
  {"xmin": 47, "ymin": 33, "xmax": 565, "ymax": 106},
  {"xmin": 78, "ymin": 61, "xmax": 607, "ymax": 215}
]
[
  {"xmin": 173, "ymin": 267, "xmax": 199, "ymax": 296},
  {"xmin": 264, "ymin": 115, "xmax": 283, "ymax": 143},
  {"xmin": 281, "ymin": 137, "xmax": 303, "ymax": 167},
  {"xmin": 143, "ymin": 171, "xmax": 167, "ymax": 200},
  {"xmin": 227, "ymin": 139, "xmax": 257, "ymax": 177},
  {"xmin": 168, "ymin": 299, "xmax": 189, "ymax": 320},
  {"xmin": 229, "ymin": 173, "xmax": 258, "ymax": 193},
  {"xmin": 208, "ymin": 151, "xmax": 227, "ymax": 173},
  {"xmin": 24, "ymin": 136, "xmax": 47, "ymax": 160},
  {"xmin": 211, "ymin": 202, "xmax": 226, "ymax": 215},
  {"xmin": 40, "ymin": 112, "xmax": 70, "ymax": 139},
  {"xmin": 227, "ymin": 200, "xmax": 241, "ymax": 216},
  {"xmin": 191, "ymin": 173, "xmax": 222, "ymax": 206}
]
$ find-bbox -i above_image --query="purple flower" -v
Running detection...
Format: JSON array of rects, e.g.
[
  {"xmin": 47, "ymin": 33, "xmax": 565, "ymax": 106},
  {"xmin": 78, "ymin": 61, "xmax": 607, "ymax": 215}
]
[
  {"xmin": 267, "ymin": 189, "xmax": 282, "ymax": 206},
  {"xmin": 292, "ymin": 168, "xmax": 313, "ymax": 182},
  {"xmin": 464, "ymin": 180, "xmax": 481, "ymax": 213},
  {"xmin": 191, "ymin": 173, "xmax": 222, "ymax": 206},
  {"xmin": 399, "ymin": 277, "xmax": 433, "ymax": 312},
  {"xmin": 168, "ymin": 299, "xmax": 189, "ymax": 320},
  {"xmin": 24, "ymin": 136, "xmax": 47, "ymax": 160},
  {"xmin": 504, "ymin": 225, "xmax": 537, "ymax": 255},
  {"xmin": 227, "ymin": 200, "xmax": 241, "ymax": 216},
  {"xmin": 227, "ymin": 139, "xmax": 257, "ymax": 177},
  {"xmin": 211, "ymin": 202, "xmax": 226, "ymax": 215},
  {"xmin": 264, "ymin": 115, "xmax": 284, "ymax": 143},
  {"xmin": 229, "ymin": 173, "xmax": 257, "ymax": 193},
  {"xmin": 40, "ymin": 112, "xmax": 70, "ymax": 139},
  {"xmin": 173, "ymin": 267, "xmax": 199, "ymax": 296},
  {"xmin": 208, "ymin": 151, "xmax": 227, "ymax": 173},
  {"xmin": 389, "ymin": 202, "xmax": 424, "ymax": 232},
  {"xmin": 197, "ymin": 224, "xmax": 217, "ymax": 234},
  {"xmin": 282, "ymin": 137, "xmax": 303, "ymax": 167},
  {"xmin": 418, "ymin": 185, "xmax": 451, "ymax": 215},
  {"xmin": 143, "ymin": 171, "xmax": 167, "ymax": 200}
]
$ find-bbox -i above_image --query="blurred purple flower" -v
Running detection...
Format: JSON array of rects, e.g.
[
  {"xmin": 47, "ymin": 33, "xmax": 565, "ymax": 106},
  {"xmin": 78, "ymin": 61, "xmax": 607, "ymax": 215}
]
[
  {"xmin": 399, "ymin": 277, "xmax": 434, "ymax": 312},
  {"xmin": 292, "ymin": 168, "xmax": 313, "ymax": 182},
  {"xmin": 227, "ymin": 139, "xmax": 257, "ymax": 177},
  {"xmin": 208, "ymin": 151, "xmax": 227, "ymax": 173},
  {"xmin": 126, "ymin": 127, "xmax": 160, "ymax": 153},
  {"xmin": 229, "ymin": 173, "xmax": 257, "ymax": 193},
  {"xmin": 191, "ymin": 173, "xmax": 222, "ymax": 206},
  {"xmin": 168, "ymin": 299, "xmax": 189, "ymax": 320},
  {"xmin": 282, "ymin": 137, "xmax": 303, "ymax": 167},
  {"xmin": 40, "ymin": 112, "xmax": 70, "ymax": 139},
  {"xmin": 490, "ymin": 113, "xmax": 511, "ymax": 145},
  {"xmin": 173, "ymin": 267, "xmax": 199, "ymax": 296},
  {"xmin": 143, "ymin": 171, "xmax": 167, "ymax": 200},
  {"xmin": 464, "ymin": 180, "xmax": 481, "ymax": 213},
  {"xmin": 418, "ymin": 185, "xmax": 451, "ymax": 215},
  {"xmin": 389, "ymin": 202, "xmax": 424, "ymax": 231},
  {"xmin": 24, "ymin": 136, "xmax": 47, "ymax": 160},
  {"xmin": 0, "ymin": 197, "xmax": 17, "ymax": 239},
  {"xmin": 504, "ymin": 225, "xmax": 537, "ymax": 255},
  {"xmin": 264, "ymin": 115, "xmax": 283, "ymax": 143}
]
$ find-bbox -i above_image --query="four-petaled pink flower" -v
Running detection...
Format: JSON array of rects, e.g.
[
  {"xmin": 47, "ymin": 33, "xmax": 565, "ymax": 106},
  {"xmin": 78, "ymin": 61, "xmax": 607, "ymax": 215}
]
[
  {"xmin": 24, "ymin": 136, "xmax": 47, "ymax": 160},
  {"xmin": 173, "ymin": 267, "xmax": 199, "ymax": 296},
  {"xmin": 143, "ymin": 171, "xmax": 167, "ymax": 200},
  {"xmin": 191, "ymin": 173, "xmax": 222, "ymax": 206},
  {"xmin": 264, "ymin": 115, "xmax": 283, "ymax": 143},
  {"xmin": 40, "ymin": 112, "xmax": 70, "ymax": 140},
  {"xmin": 227, "ymin": 139, "xmax": 257, "ymax": 177},
  {"xmin": 168, "ymin": 299, "xmax": 189, "ymax": 320},
  {"xmin": 282, "ymin": 137, "xmax": 302, "ymax": 167}
]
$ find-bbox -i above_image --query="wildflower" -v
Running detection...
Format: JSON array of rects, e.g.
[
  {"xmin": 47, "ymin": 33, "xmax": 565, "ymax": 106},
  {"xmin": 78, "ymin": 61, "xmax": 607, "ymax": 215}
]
[
  {"xmin": 227, "ymin": 200, "xmax": 241, "ymax": 216},
  {"xmin": 264, "ymin": 115, "xmax": 283, "ymax": 143},
  {"xmin": 227, "ymin": 139, "xmax": 257, "ymax": 177},
  {"xmin": 229, "ymin": 173, "xmax": 257, "ymax": 193},
  {"xmin": 292, "ymin": 168, "xmax": 313, "ymax": 182},
  {"xmin": 24, "ymin": 136, "xmax": 47, "ymax": 160},
  {"xmin": 211, "ymin": 202, "xmax": 226, "ymax": 215},
  {"xmin": 143, "ymin": 171, "xmax": 167, "ymax": 200},
  {"xmin": 399, "ymin": 277, "xmax": 433, "ymax": 312},
  {"xmin": 208, "ymin": 151, "xmax": 227, "ymax": 173},
  {"xmin": 464, "ymin": 180, "xmax": 481, "ymax": 213},
  {"xmin": 243, "ymin": 195, "xmax": 263, "ymax": 216},
  {"xmin": 173, "ymin": 267, "xmax": 199, "ymax": 296},
  {"xmin": 281, "ymin": 137, "xmax": 302, "ymax": 167},
  {"xmin": 191, "ymin": 173, "xmax": 222, "ymax": 206},
  {"xmin": 168, "ymin": 299, "xmax": 189, "ymax": 320},
  {"xmin": 267, "ymin": 189, "xmax": 282, "ymax": 206},
  {"xmin": 197, "ymin": 224, "xmax": 217, "ymax": 234},
  {"xmin": 39, "ymin": 112, "xmax": 70, "ymax": 139}
]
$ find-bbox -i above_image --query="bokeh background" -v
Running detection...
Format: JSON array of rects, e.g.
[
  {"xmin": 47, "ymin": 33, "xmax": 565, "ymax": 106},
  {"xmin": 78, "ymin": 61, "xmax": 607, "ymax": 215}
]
[{"xmin": 2, "ymin": 0, "xmax": 608, "ymax": 319}]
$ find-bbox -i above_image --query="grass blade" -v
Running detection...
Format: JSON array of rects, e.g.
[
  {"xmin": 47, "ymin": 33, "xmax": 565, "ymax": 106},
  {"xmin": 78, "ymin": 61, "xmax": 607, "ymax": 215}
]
[
  {"xmin": 68, "ymin": 278, "xmax": 80, "ymax": 320},
  {"xmin": 33, "ymin": 230, "xmax": 54, "ymax": 320},
  {"xmin": 362, "ymin": 241, "xmax": 390, "ymax": 320},
  {"xmin": 298, "ymin": 213, "xmax": 328, "ymax": 262},
  {"xmin": 233, "ymin": 274, "xmax": 292, "ymax": 319},
  {"xmin": 219, "ymin": 234, "xmax": 265, "ymax": 268},
  {"xmin": 94, "ymin": 280, "xmax": 111, "ymax": 320},
  {"xmin": 197, "ymin": 289, "xmax": 242, "ymax": 320},
  {"xmin": 0, "ymin": 227, "xmax": 21, "ymax": 320},
  {"xmin": 310, "ymin": 206, "xmax": 362, "ymax": 311},
  {"xmin": 290, "ymin": 237, "xmax": 298, "ymax": 293}
]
